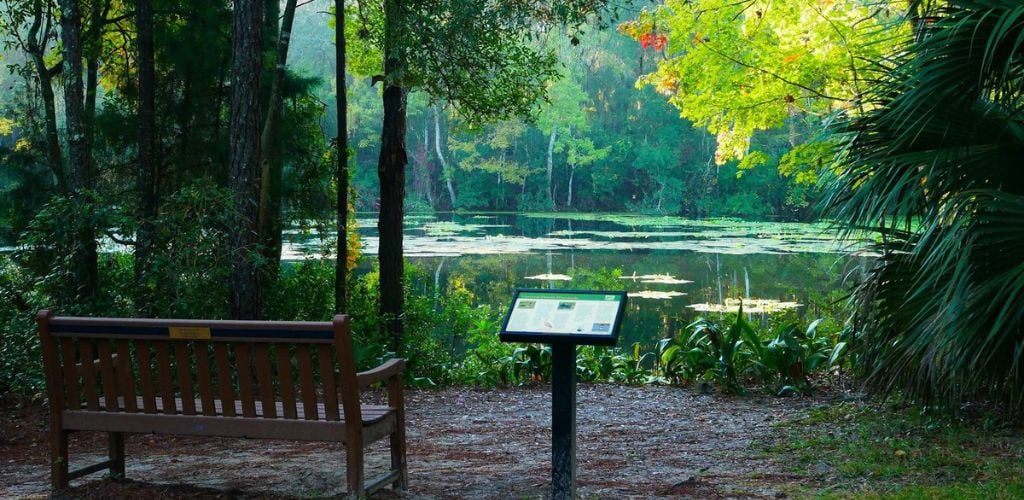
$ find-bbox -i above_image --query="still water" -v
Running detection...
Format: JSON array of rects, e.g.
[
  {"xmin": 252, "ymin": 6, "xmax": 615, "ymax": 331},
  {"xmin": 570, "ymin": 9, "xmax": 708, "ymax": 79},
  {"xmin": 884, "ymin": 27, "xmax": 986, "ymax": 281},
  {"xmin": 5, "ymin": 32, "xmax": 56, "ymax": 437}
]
[{"xmin": 283, "ymin": 212, "xmax": 870, "ymax": 345}]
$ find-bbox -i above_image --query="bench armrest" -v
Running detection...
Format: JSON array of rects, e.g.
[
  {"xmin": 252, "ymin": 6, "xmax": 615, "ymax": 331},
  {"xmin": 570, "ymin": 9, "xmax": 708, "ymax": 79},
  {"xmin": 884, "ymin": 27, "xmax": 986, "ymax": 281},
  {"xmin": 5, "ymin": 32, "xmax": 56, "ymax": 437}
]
[{"xmin": 357, "ymin": 358, "xmax": 405, "ymax": 389}]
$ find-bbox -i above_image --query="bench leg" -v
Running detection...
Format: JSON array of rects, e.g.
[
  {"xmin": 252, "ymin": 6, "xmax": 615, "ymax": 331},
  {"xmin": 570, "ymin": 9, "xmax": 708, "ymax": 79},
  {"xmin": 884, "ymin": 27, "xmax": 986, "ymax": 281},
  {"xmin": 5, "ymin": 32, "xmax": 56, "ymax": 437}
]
[
  {"xmin": 108, "ymin": 432, "xmax": 125, "ymax": 480},
  {"xmin": 390, "ymin": 426, "xmax": 407, "ymax": 490},
  {"xmin": 51, "ymin": 428, "xmax": 69, "ymax": 490},
  {"xmin": 345, "ymin": 444, "xmax": 364, "ymax": 497}
]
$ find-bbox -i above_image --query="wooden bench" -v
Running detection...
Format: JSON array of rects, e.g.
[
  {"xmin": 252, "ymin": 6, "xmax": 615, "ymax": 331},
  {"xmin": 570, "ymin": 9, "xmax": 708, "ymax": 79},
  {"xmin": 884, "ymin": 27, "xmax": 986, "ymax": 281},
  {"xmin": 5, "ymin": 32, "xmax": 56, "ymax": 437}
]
[{"xmin": 37, "ymin": 310, "xmax": 407, "ymax": 496}]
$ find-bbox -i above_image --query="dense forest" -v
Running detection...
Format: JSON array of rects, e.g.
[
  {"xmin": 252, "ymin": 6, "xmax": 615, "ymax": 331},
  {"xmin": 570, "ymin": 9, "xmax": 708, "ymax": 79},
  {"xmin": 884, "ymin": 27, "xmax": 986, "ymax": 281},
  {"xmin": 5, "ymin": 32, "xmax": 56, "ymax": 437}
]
[{"xmin": 1, "ymin": 0, "xmax": 1023, "ymax": 424}]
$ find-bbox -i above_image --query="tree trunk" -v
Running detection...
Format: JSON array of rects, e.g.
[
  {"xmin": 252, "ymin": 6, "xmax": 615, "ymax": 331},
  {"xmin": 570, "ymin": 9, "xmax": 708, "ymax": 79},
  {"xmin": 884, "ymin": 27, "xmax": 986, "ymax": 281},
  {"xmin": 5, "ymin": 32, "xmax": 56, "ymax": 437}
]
[
  {"xmin": 335, "ymin": 0, "xmax": 349, "ymax": 313},
  {"xmin": 59, "ymin": 0, "xmax": 98, "ymax": 303},
  {"xmin": 83, "ymin": 0, "xmax": 106, "ymax": 137},
  {"xmin": 378, "ymin": 0, "xmax": 408, "ymax": 351},
  {"xmin": 433, "ymin": 106, "xmax": 456, "ymax": 209},
  {"xmin": 135, "ymin": 0, "xmax": 158, "ymax": 315},
  {"xmin": 26, "ymin": 1, "xmax": 65, "ymax": 192},
  {"xmin": 422, "ymin": 118, "xmax": 435, "ymax": 208},
  {"xmin": 228, "ymin": 0, "xmax": 264, "ymax": 320},
  {"xmin": 258, "ymin": 0, "xmax": 298, "ymax": 275},
  {"xmin": 566, "ymin": 164, "xmax": 575, "ymax": 208},
  {"xmin": 546, "ymin": 128, "xmax": 556, "ymax": 210}
]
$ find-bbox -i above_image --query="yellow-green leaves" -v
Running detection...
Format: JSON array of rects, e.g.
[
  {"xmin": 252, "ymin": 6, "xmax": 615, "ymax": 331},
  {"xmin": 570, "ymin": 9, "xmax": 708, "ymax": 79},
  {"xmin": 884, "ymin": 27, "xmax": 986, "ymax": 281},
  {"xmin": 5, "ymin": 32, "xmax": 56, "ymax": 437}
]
[{"xmin": 626, "ymin": 0, "xmax": 907, "ymax": 164}]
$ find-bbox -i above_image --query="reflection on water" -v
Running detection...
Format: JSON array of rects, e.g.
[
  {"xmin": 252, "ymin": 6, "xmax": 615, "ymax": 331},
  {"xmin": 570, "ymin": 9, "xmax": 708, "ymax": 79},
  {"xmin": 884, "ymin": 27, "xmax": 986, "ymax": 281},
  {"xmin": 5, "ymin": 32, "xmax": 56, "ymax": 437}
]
[{"xmin": 285, "ymin": 212, "xmax": 869, "ymax": 345}]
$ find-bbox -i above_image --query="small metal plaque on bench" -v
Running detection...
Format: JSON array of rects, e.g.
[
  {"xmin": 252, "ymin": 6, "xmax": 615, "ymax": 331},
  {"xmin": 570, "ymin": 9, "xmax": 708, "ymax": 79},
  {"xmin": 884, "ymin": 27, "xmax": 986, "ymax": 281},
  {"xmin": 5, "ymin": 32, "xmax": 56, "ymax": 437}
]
[
  {"xmin": 169, "ymin": 326, "xmax": 211, "ymax": 340},
  {"xmin": 499, "ymin": 289, "xmax": 626, "ymax": 346}
]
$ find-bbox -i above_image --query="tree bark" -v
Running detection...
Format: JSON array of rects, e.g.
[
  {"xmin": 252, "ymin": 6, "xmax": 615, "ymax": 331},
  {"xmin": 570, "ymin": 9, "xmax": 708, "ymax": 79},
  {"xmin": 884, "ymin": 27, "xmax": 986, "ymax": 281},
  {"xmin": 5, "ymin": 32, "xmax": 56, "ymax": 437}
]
[
  {"xmin": 26, "ymin": 1, "xmax": 65, "ymax": 192},
  {"xmin": 258, "ymin": 0, "xmax": 298, "ymax": 275},
  {"xmin": 59, "ymin": 0, "xmax": 98, "ymax": 302},
  {"xmin": 546, "ymin": 128, "xmax": 557, "ymax": 210},
  {"xmin": 378, "ymin": 0, "xmax": 408, "ymax": 350},
  {"xmin": 567, "ymin": 165, "xmax": 575, "ymax": 208},
  {"xmin": 135, "ymin": 0, "xmax": 158, "ymax": 315},
  {"xmin": 335, "ymin": 0, "xmax": 349, "ymax": 313},
  {"xmin": 228, "ymin": 0, "xmax": 264, "ymax": 320},
  {"xmin": 433, "ymin": 105, "xmax": 456, "ymax": 209}
]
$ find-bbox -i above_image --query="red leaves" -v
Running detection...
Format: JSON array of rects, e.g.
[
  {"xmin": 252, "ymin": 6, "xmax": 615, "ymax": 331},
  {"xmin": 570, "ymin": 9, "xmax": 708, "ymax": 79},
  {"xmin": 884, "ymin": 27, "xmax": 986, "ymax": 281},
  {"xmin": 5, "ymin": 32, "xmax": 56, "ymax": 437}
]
[{"xmin": 638, "ymin": 32, "xmax": 667, "ymax": 51}]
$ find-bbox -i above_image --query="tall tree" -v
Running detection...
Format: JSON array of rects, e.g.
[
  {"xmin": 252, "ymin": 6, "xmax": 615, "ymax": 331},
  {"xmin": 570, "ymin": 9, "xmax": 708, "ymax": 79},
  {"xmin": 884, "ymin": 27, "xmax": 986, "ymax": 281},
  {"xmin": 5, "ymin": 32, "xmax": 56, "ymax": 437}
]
[
  {"xmin": 536, "ymin": 78, "xmax": 588, "ymax": 210},
  {"xmin": 5, "ymin": 0, "xmax": 66, "ymax": 192},
  {"xmin": 228, "ymin": 0, "xmax": 264, "ymax": 319},
  {"xmin": 58, "ymin": 0, "xmax": 98, "ymax": 302},
  {"xmin": 135, "ymin": 0, "xmax": 158, "ymax": 314},
  {"xmin": 258, "ymin": 0, "xmax": 298, "ymax": 272},
  {"xmin": 376, "ymin": 0, "xmax": 408, "ymax": 347},
  {"xmin": 335, "ymin": 0, "xmax": 350, "ymax": 314}
]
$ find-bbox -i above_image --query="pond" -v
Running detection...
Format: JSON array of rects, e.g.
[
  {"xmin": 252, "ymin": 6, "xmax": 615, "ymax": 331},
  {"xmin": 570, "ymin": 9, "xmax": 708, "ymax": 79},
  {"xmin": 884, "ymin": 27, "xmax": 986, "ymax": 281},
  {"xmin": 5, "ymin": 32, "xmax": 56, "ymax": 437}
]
[{"xmin": 282, "ymin": 212, "xmax": 872, "ymax": 346}]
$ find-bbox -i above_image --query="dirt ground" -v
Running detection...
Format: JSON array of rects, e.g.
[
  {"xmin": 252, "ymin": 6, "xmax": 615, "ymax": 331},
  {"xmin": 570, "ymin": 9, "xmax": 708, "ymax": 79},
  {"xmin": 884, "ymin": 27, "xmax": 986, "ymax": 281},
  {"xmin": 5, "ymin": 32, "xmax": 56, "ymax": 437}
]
[{"xmin": 0, "ymin": 384, "xmax": 835, "ymax": 498}]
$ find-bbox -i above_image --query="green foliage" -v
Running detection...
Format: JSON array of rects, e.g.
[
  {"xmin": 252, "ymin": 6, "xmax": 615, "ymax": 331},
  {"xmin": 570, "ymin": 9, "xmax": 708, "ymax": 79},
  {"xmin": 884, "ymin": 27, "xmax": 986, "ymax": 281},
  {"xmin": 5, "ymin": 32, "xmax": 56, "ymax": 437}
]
[
  {"xmin": 627, "ymin": 0, "xmax": 904, "ymax": 164},
  {"xmin": 822, "ymin": 1, "xmax": 1024, "ymax": 413},
  {"xmin": 659, "ymin": 308, "xmax": 846, "ymax": 394}
]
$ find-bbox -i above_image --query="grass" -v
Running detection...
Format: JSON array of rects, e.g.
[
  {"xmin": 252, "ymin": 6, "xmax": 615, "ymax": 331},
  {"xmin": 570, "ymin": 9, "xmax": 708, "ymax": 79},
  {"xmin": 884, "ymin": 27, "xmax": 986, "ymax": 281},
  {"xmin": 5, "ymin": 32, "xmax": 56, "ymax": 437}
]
[{"xmin": 764, "ymin": 400, "xmax": 1024, "ymax": 498}]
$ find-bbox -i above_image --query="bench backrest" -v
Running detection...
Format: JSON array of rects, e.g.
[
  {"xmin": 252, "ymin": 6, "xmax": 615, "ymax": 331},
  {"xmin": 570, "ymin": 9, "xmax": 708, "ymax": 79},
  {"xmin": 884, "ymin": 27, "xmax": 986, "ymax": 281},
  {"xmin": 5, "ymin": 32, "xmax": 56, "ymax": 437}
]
[{"xmin": 37, "ymin": 310, "xmax": 362, "ymax": 425}]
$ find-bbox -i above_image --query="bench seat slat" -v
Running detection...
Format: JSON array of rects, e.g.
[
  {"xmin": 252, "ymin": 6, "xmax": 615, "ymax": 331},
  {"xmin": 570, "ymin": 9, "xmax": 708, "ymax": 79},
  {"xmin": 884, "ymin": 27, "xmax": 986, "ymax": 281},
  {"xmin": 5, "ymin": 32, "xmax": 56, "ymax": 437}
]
[
  {"xmin": 89, "ymin": 397, "xmax": 392, "ymax": 424},
  {"xmin": 62, "ymin": 409, "xmax": 397, "ymax": 444}
]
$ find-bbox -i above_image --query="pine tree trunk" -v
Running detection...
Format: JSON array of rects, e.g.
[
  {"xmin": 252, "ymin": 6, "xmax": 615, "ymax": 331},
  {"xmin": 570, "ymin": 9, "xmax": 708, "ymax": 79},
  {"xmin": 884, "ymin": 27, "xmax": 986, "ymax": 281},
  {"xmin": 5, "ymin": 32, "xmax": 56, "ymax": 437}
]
[
  {"xmin": 335, "ymin": 0, "xmax": 349, "ymax": 313},
  {"xmin": 546, "ymin": 128, "xmax": 556, "ymax": 210},
  {"xmin": 378, "ymin": 0, "xmax": 408, "ymax": 351},
  {"xmin": 258, "ymin": 0, "xmax": 298, "ymax": 276},
  {"xmin": 228, "ymin": 0, "xmax": 263, "ymax": 320},
  {"xmin": 59, "ymin": 0, "xmax": 98, "ymax": 303},
  {"xmin": 434, "ymin": 106, "xmax": 456, "ymax": 209},
  {"xmin": 135, "ymin": 0, "xmax": 158, "ymax": 315}
]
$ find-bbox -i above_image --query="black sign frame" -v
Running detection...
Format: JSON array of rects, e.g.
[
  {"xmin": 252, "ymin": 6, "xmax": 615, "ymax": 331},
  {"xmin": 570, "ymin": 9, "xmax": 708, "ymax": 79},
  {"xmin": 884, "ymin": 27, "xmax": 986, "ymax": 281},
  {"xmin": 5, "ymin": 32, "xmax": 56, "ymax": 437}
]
[{"xmin": 498, "ymin": 288, "xmax": 627, "ymax": 346}]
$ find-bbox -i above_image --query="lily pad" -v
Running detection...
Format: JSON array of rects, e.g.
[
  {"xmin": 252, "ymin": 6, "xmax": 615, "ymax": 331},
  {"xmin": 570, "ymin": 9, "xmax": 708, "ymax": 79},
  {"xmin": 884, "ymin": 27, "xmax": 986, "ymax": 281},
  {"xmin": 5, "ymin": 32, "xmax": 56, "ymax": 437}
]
[{"xmin": 628, "ymin": 290, "xmax": 688, "ymax": 300}]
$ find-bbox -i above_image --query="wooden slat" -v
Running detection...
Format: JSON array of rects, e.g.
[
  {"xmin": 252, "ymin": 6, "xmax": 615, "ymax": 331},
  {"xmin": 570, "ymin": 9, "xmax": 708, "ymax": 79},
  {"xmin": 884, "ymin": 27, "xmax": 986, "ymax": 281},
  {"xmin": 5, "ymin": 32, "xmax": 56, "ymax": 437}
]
[
  {"xmin": 154, "ymin": 342, "xmax": 177, "ymax": 414},
  {"xmin": 76, "ymin": 397, "xmax": 394, "ymax": 424},
  {"xmin": 214, "ymin": 344, "xmax": 236, "ymax": 417},
  {"xmin": 297, "ymin": 345, "xmax": 317, "ymax": 420},
  {"xmin": 254, "ymin": 344, "xmax": 277, "ymax": 418},
  {"xmin": 97, "ymin": 341, "xmax": 118, "ymax": 412},
  {"xmin": 276, "ymin": 345, "xmax": 297, "ymax": 419},
  {"xmin": 115, "ymin": 341, "xmax": 137, "ymax": 413},
  {"xmin": 318, "ymin": 345, "xmax": 340, "ymax": 421},
  {"xmin": 60, "ymin": 339, "xmax": 80, "ymax": 411},
  {"xmin": 136, "ymin": 341, "xmax": 157, "ymax": 414},
  {"xmin": 194, "ymin": 343, "xmax": 216, "ymax": 416},
  {"xmin": 78, "ymin": 340, "xmax": 100, "ymax": 411},
  {"xmin": 173, "ymin": 343, "xmax": 196, "ymax": 415},
  {"xmin": 236, "ymin": 344, "xmax": 257, "ymax": 418}
]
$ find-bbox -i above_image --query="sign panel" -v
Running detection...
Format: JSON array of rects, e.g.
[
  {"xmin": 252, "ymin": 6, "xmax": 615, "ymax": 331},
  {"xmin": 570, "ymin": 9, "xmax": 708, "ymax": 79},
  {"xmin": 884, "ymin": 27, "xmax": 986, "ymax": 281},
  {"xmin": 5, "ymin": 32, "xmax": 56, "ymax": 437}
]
[{"xmin": 499, "ymin": 289, "xmax": 626, "ymax": 346}]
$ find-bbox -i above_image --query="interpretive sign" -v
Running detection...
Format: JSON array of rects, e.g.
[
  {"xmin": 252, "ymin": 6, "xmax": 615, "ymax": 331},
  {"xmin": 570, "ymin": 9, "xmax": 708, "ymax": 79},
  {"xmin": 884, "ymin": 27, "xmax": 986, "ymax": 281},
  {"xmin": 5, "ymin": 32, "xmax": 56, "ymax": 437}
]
[
  {"xmin": 498, "ymin": 288, "xmax": 627, "ymax": 500},
  {"xmin": 499, "ymin": 289, "xmax": 627, "ymax": 346}
]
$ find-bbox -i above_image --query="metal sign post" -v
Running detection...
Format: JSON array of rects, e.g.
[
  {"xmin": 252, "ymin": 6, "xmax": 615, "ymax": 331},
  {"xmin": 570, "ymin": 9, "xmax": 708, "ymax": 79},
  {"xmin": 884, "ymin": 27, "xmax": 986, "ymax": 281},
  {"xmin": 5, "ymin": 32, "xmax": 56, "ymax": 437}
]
[
  {"xmin": 499, "ymin": 289, "xmax": 627, "ymax": 500},
  {"xmin": 550, "ymin": 343, "xmax": 577, "ymax": 499}
]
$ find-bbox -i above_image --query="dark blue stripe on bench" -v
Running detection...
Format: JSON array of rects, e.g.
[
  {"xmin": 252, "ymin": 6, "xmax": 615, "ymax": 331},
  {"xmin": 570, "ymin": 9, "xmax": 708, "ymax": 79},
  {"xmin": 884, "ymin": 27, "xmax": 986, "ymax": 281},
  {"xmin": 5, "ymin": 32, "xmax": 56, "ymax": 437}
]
[{"xmin": 49, "ymin": 323, "xmax": 333, "ymax": 340}]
